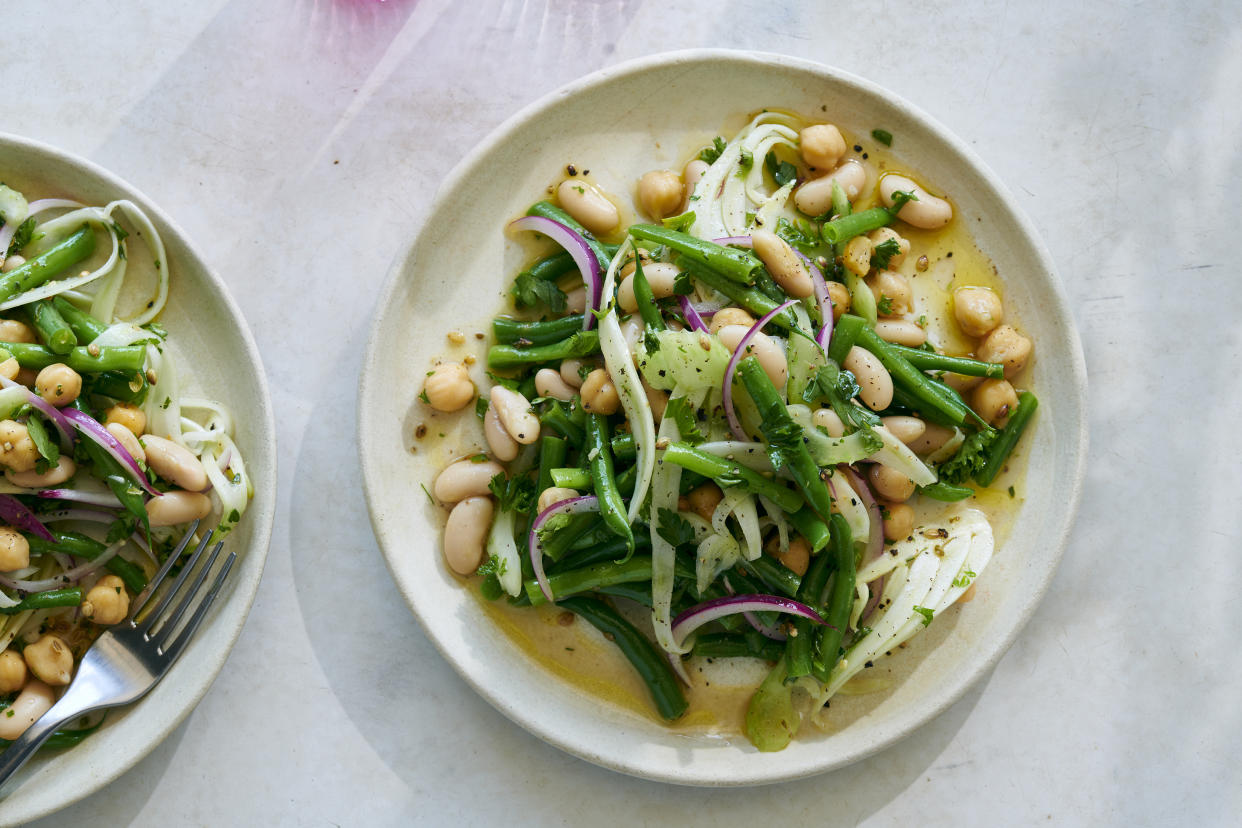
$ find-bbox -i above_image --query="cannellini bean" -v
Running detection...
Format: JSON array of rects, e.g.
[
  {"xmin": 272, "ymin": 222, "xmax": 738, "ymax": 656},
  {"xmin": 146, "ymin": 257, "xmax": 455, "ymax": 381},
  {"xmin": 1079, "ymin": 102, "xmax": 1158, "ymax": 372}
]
[
  {"xmin": 751, "ymin": 230, "xmax": 813, "ymax": 298},
  {"xmin": 793, "ymin": 159, "xmax": 866, "ymax": 215},
  {"xmin": 5, "ymin": 455, "xmax": 76, "ymax": 489},
  {"xmin": 535, "ymin": 368, "xmax": 576, "ymax": 402},
  {"xmin": 681, "ymin": 159, "xmax": 710, "ymax": 212},
  {"xmin": 954, "ymin": 287, "xmax": 1004, "ymax": 338},
  {"xmin": 106, "ymin": 403, "xmax": 147, "ymax": 436},
  {"xmin": 490, "ymin": 386, "xmax": 540, "ymax": 444},
  {"xmin": 708, "ymin": 307, "xmax": 755, "ymax": 334},
  {"xmin": 537, "ymin": 486, "xmax": 579, "ymax": 515},
  {"xmin": 619, "ymin": 248, "xmax": 653, "ymax": 278},
  {"xmin": 0, "ymin": 256, "xmax": 25, "ymax": 274},
  {"xmin": 881, "ymin": 416, "xmax": 927, "ymax": 446},
  {"xmin": 827, "ymin": 282, "xmax": 851, "ymax": 321},
  {"xmin": 868, "ymin": 464, "xmax": 916, "ymax": 502},
  {"xmin": 23, "ymin": 634, "xmax": 73, "ymax": 686},
  {"xmin": 638, "ymin": 170, "xmax": 683, "ymax": 219},
  {"xmin": 147, "ymin": 490, "xmax": 212, "ymax": 526},
  {"xmin": 556, "ymin": 179, "xmax": 619, "ymax": 236},
  {"xmin": 618, "ymin": 262, "xmax": 680, "ymax": 312},
  {"xmin": 799, "ymin": 124, "xmax": 847, "ymax": 172},
  {"xmin": 434, "ymin": 458, "xmax": 504, "ymax": 503},
  {"xmin": 687, "ymin": 482, "xmax": 723, "ymax": 522},
  {"xmin": 868, "ymin": 270, "xmax": 912, "ymax": 317},
  {"xmin": 977, "ymin": 325, "xmax": 1033, "ymax": 379},
  {"xmin": 443, "ymin": 496, "xmax": 493, "ymax": 575},
  {"xmin": 483, "ymin": 406, "xmax": 518, "ymax": 462},
  {"xmin": 560, "ymin": 358, "xmax": 588, "ymax": 388},
  {"xmin": 812, "ymin": 407, "xmax": 845, "ymax": 438},
  {"xmin": 880, "ymin": 173, "xmax": 953, "ymax": 229},
  {"xmin": 564, "ymin": 286, "xmax": 588, "ymax": 314},
  {"xmin": 106, "ymin": 422, "xmax": 145, "ymax": 464},
  {"xmin": 0, "ymin": 649, "xmax": 27, "ymax": 693},
  {"xmin": 621, "ymin": 316, "xmax": 644, "ymax": 355},
  {"xmin": 867, "ymin": 227, "xmax": 910, "ymax": 267},
  {"xmin": 843, "ymin": 346, "xmax": 893, "ymax": 411},
  {"xmin": 971, "ymin": 378, "xmax": 1020, "ymax": 427},
  {"xmin": 0, "ymin": 526, "xmax": 29, "ymax": 571},
  {"xmin": 35, "ymin": 363, "xmax": 81, "ymax": 407},
  {"xmin": 882, "ymin": 502, "xmax": 915, "ymax": 542},
  {"xmin": 142, "ymin": 435, "xmax": 208, "ymax": 492},
  {"xmin": 873, "ymin": 319, "xmax": 927, "ymax": 347},
  {"xmin": 0, "ymin": 319, "xmax": 35, "ymax": 343},
  {"xmin": 843, "ymin": 236, "xmax": 873, "ymax": 277},
  {"xmin": 716, "ymin": 325, "xmax": 787, "ymax": 389},
  {"xmin": 422, "ymin": 362, "xmax": 475, "ymax": 412},
  {"xmin": 907, "ymin": 423, "xmax": 955, "ymax": 456},
  {"xmin": 580, "ymin": 368, "xmax": 620, "ymax": 415},
  {"xmin": 0, "ymin": 680, "xmax": 55, "ymax": 740},
  {"xmin": 943, "ymin": 372, "xmax": 984, "ymax": 394}
]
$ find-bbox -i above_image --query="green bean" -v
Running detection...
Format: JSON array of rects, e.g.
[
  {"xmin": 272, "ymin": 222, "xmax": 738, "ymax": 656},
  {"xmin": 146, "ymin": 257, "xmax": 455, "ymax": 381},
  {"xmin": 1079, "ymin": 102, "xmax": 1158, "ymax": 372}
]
[
  {"xmin": 630, "ymin": 257, "xmax": 666, "ymax": 331},
  {"xmin": 852, "ymin": 321, "xmax": 974, "ymax": 426},
  {"xmin": 536, "ymin": 436, "xmax": 567, "ymax": 494},
  {"xmin": 0, "ymin": 342, "xmax": 145, "ymax": 374},
  {"xmin": 540, "ymin": 513, "xmax": 599, "ymax": 562},
  {"xmin": 26, "ymin": 300, "xmax": 76, "ymax": 354},
  {"xmin": 0, "ymin": 225, "xmax": 96, "ymax": 304},
  {"xmin": 737, "ymin": 556, "xmax": 801, "ymax": 599},
  {"xmin": 629, "ymin": 224, "xmax": 760, "ymax": 285},
  {"xmin": 493, "ymin": 315, "xmax": 586, "ymax": 346},
  {"xmin": 84, "ymin": 370, "xmax": 147, "ymax": 405},
  {"xmin": 550, "ymin": 467, "xmax": 591, "ymax": 489},
  {"xmin": 693, "ymin": 631, "xmax": 785, "ymax": 662},
  {"xmin": 51, "ymin": 296, "xmax": 107, "ymax": 342},
  {"xmin": 821, "ymin": 207, "xmax": 896, "ymax": 246},
  {"xmin": 0, "ymin": 586, "xmax": 82, "ymax": 614},
  {"xmin": 487, "ymin": 330, "xmax": 600, "ymax": 370},
  {"xmin": 661, "ymin": 442, "xmax": 802, "ymax": 514},
  {"xmin": 830, "ymin": 180, "xmax": 852, "ymax": 222},
  {"xmin": 737, "ymin": 358, "xmax": 835, "ymax": 523},
  {"xmin": 886, "ymin": 343, "xmax": 1005, "ymax": 379},
  {"xmin": 610, "ymin": 431, "xmax": 636, "ymax": 461},
  {"xmin": 552, "ymin": 533, "xmax": 652, "ymax": 572},
  {"xmin": 788, "ymin": 507, "xmax": 831, "ymax": 553},
  {"xmin": 681, "ymin": 264, "xmax": 799, "ymax": 332},
  {"xmin": 844, "ymin": 271, "xmax": 877, "ymax": 327},
  {"xmin": 586, "ymin": 413, "xmax": 633, "ymax": 555},
  {"xmin": 786, "ymin": 542, "xmax": 835, "ymax": 679},
  {"xmin": 826, "ymin": 312, "xmax": 865, "ymax": 365},
  {"xmin": 976, "ymin": 391, "xmax": 1038, "ymax": 487},
  {"xmin": 615, "ymin": 462, "xmax": 637, "ymax": 498},
  {"xmin": 25, "ymin": 530, "xmax": 148, "ymax": 594},
  {"xmin": 813, "ymin": 514, "xmax": 855, "ymax": 682},
  {"xmin": 525, "ymin": 201, "xmax": 612, "ymax": 270},
  {"xmin": 558, "ymin": 596, "xmax": 687, "ymax": 720},
  {"xmin": 595, "ymin": 583, "xmax": 654, "ymax": 607},
  {"xmin": 520, "ymin": 250, "xmax": 578, "ymax": 282},
  {"xmin": 918, "ymin": 481, "xmax": 975, "ymax": 501},
  {"xmin": 539, "ymin": 400, "xmax": 584, "ymax": 446},
  {"xmin": 887, "ymin": 386, "xmax": 958, "ymax": 428},
  {"xmin": 525, "ymin": 555, "xmax": 653, "ymax": 605}
]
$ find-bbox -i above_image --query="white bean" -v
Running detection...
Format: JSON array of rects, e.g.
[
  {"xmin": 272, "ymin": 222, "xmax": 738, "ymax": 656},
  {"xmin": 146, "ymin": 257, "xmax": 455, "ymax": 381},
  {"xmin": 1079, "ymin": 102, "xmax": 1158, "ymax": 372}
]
[
  {"xmin": 564, "ymin": 286, "xmax": 587, "ymax": 315},
  {"xmin": 812, "ymin": 408, "xmax": 845, "ymax": 437},
  {"xmin": 717, "ymin": 325, "xmax": 787, "ymax": 389},
  {"xmin": 106, "ymin": 422, "xmax": 146, "ymax": 464},
  {"xmin": 433, "ymin": 458, "xmax": 504, "ymax": 503},
  {"xmin": 793, "ymin": 159, "xmax": 867, "ymax": 215},
  {"xmin": 0, "ymin": 680, "xmax": 55, "ymax": 740},
  {"xmin": 537, "ymin": 487, "xmax": 579, "ymax": 515},
  {"xmin": 560, "ymin": 358, "xmax": 588, "ymax": 388},
  {"xmin": 483, "ymin": 406, "xmax": 518, "ymax": 462},
  {"xmin": 868, "ymin": 463, "xmax": 916, "ymax": 502},
  {"xmin": 751, "ymin": 230, "xmax": 813, "ymax": 298},
  {"xmin": 681, "ymin": 159, "xmax": 709, "ymax": 212},
  {"xmin": 843, "ymin": 346, "xmax": 893, "ymax": 411},
  {"xmin": 709, "ymin": 307, "xmax": 755, "ymax": 334},
  {"xmin": 147, "ymin": 490, "xmax": 212, "ymax": 526},
  {"xmin": 879, "ymin": 173, "xmax": 953, "ymax": 229},
  {"xmin": 881, "ymin": 415, "xmax": 927, "ymax": 446},
  {"xmin": 5, "ymin": 455, "xmax": 76, "ymax": 488},
  {"xmin": 142, "ymin": 435, "xmax": 208, "ymax": 492},
  {"xmin": 489, "ymin": 386, "xmax": 540, "ymax": 444},
  {"xmin": 907, "ymin": 423, "xmax": 955, "ymax": 456},
  {"xmin": 617, "ymin": 262, "xmax": 680, "ymax": 312},
  {"xmin": 873, "ymin": 319, "xmax": 927, "ymax": 347},
  {"xmin": 535, "ymin": 368, "xmax": 576, "ymax": 402},
  {"xmin": 556, "ymin": 179, "xmax": 619, "ymax": 236},
  {"xmin": 443, "ymin": 496, "xmax": 493, "ymax": 575}
]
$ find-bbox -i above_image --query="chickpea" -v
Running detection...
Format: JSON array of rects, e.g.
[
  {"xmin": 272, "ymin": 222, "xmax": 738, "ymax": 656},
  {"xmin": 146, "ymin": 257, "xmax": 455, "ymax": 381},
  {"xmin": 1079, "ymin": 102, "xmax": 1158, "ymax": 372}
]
[
  {"xmin": 34, "ymin": 363, "xmax": 82, "ymax": 407},
  {"xmin": 879, "ymin": 173, "xmax": 953, "ymax": 229},
  {"xmin": 843, "ymin": 346, "xmax": 893, "ymax": 411},
  {"xmin": 82, "ymin": 575, "xmax": 129, "ymax": 625},
  {"xmin": 977, "ymin": 325, "xmax": 1033, "ymax": 379},
  {"xmin": 23, "ymin": 634, "xmax": 74, "ymax": 686},
  {"xmin": 537, "ymin": 486, "xmax": 579, "ymax": 515},
  {"xmin": 793, "ymin": 159, "xmax": 866, "ymax": 215},
  {"xmin": 687, "ymin": 482, "xmax": 723, "ymax": 522},
  {"xmin": 6, "ymin": 455, "xmax": 76, "ymax": 489},
  {"xmin": 105, "ymin": 422, "xmax": 146, "ymax": 464},
  {"xmin": 881, "ymin": 416, "xmax": 926, "ymax": 447},
  {"xmin": 422, "ymin": 362, "xmax": 475, "ymax": 412},
  {"xmin": 842, "ymin": 235, "xmax": 873, "ymax": 277},
  {"xmin": 716, "ymin": 325, "xmax": 787, "ymax": 389},
  {"xmin": 434, "ymin": 458, "xmax": 504, "ymax": 503},
  {"xmin": 953, "ymin": 287, "xmax": 1004, "ymax": 338},
  {"xmin": 105, "ymin": 403, "xmax": 147, "ymax": 435},
  {"xmin": 867, "ymin": 270, "xmax": 912, "ymax": 317},
  {"xmin": 0, "ymin": 357, "xmax": 17, "ymax": 382},
  {"xmin": 0, "ymin": 420, "xmax": 38, "ymax": 473},
  {"xmin": 0, "ymin": 319, "xmax": 35, "ymax": 343},
  {"xmin": 0, "ymin": 680, "xmax": 54, "ymax": 740},
  {"xmin": 556, "ymin": 178, "xmax": 619, "ymax": 237},
  {"xmin": 868, "ymin": 464, "xmax": 916, "ymax": 502},
  {"xmin": 867, "ymin": 227, "xmax": 910, "ymax": 267},
  {"xmin": 637, "ymin": 170, "xmax": 684, "ymax": 220},
  {"xmin": 580, "ymin": 368, "xmax": 620, "ymax": 415},
  {"xmin": 774, "ymin": 536, "xmax": 811, "ymax": 576},
  {"xmin": 827, "ymin": 281, "xmax": 851, "ymax": 321},
  {"xmin": 0, "ymin": 650, "xmax": 27, "ymax": 693},
  {"xmin": 0, "ymin": 256, "xmax": 25, "ymax": 274},
  {"xmin": 708, "ymin": 307, "xmax": 755, "ymax": 334},
  {"xmin": 972, "ymin": 378, "xmax": 1020, "ymax": 427},
  {"xmin": 443, "ymin": 496, "xmax": 493, "ymax": 575},
  {"xmin": 882, "ymin": 502, "xmax": 915, "ymax": 543},
  {"xmin": 799, "ymin": 124, "xmax": 847, "ymax": 172},
  {"xmin": 644, "ymin": 381, "xmax": 668, "ymax": 424},
  {"xmin": 812, "ymin": 407, "xmax": 845, "ymax": 437},
  {"xmin": 483, "ymin": 406, "xmax": 518, "ymax": 462},
  {"xmin": 619, "ymin": 247, "xmax": 653, "ymax": 278},
  {"xmin": 0, "ymin": 526, "xmax": 29, "ymax": 571},
  {"xmin": 14, "ymin": 368, "xmax": 37, "ymax": 388}
]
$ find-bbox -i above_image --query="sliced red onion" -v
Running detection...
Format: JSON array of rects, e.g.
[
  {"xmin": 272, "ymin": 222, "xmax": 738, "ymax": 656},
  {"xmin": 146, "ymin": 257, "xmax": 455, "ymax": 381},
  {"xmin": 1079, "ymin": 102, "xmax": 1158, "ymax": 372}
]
[
  {"xmin": 37, "ymin": 489, "xmax": 123, "ymax": 508},
  {"xmin": 0, "ymin": 540, "xmax": 123, "ymax": 592},
  {"xmin": 721, "ymin": 299, "xmax": 797, "ymax": 440},
  {"xmin": 795, "ymin": 250, "xmax": 834, "ymax": 351},
  {"xmin": 841, "ymin": 465, "xmax": 884, "ymax": 566},
  {"xmin": 723, "ymin": 575, "xmax": 786, "ymax": 641},
  {"xmin": 862, "ymin": 574, "xmax": 887, "ymax": 622},
  {"xmin": 0, "ymin": 376, "xmax": 75, "ymax": 448},
  {"xmin": 61, "ymin": 407, "xmax": 158, "ymax": 495},
  {"xmin": 508, "ymin": 216, "xmax": 601, "ymax": 331},
  {"xmin": 0, "ymin": 494, "xmax": 54, "ymax": 541},
  {"xmin": 527, "ymin": 495, "xmax": 600, "ymax": 603},
  {"xmin": 677, "ymin": 295, "xmax": 710, "ymax": 333},
  {"xmin": 673, "ymin": 594, "xmax": 825, "ymax": 645}
]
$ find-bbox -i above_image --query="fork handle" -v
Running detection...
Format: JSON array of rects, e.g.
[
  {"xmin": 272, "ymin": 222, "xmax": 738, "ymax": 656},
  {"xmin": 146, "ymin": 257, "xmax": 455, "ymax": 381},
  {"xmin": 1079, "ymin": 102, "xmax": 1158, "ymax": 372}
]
[{"xmin": 0, "ymin": 694, "xmax": 90, "ymax": 795}]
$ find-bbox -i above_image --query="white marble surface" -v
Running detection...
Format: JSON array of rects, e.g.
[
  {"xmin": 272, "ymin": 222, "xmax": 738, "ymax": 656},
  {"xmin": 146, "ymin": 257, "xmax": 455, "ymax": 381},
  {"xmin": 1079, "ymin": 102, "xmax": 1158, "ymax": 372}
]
[{"xmin": 4, "ymin": 0, "xmax": 1239, "ymax": 824}]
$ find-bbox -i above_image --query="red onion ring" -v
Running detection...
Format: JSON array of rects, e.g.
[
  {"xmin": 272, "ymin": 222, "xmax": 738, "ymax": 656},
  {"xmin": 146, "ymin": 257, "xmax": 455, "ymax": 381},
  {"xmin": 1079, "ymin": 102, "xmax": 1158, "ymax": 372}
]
[
  {"xmin": 677, "ymin": 295, "xmax": 710, "ymax": 333},
  {"xmin": 0, "ymin": 494, "xmax": 54, "ymax": 541},
  {"xmin": 508, "ymin": 216, "xmax": 602, "ymax": 331},
  {"xmin": 37, "ymin": 489, "xmax": 123, "ymax": 508},
  {"xmin": 527, "ymin": 495, "xmax": 600, "ymax": 603},
  {"xmin": 721, "ymin": 299, "xmax": 797, "ymax": 440},
  {"xmin": 61, "ymin": 408, "xmax": 159, "ymax": 496},
  {"xmin": 794, "ymin": 250, "xmax": 834, "ymax": 351},
  {"xmin": 862, "ymin": 574, "xmax": 887, "ymax": 622},
  {"xmin": 723, "ymin": 576, "xmax": 786, "ymax": 641},
  {"xmin": 0, "ymin": 376, "xmax": 75, "ymax": 448},
  {"xmin": 672, "ymin": 593, "xmax": 825, "ymax": 646},
  {"xmin": 840, "ymin": 465, "xmax": 884, "ymax": 566}
]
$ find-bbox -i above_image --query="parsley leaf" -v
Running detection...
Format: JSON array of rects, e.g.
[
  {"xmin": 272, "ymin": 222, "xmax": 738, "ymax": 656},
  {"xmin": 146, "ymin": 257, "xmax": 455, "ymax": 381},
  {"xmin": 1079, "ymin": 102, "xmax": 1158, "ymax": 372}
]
[
  {"xmin": 662, "ymin": 211, "xmax": 696, "ymax": 232},
  {"xmin": 656, "ymin": 507, "xmax": 696, "ymax": 548},
  {"xmin": 764, "ymin": 151, "xmax": 798, "ymax": 187},
  {"xmin": 476, "ymin": 554, "xmax": 508, "ymax": 578},
  {"xmin": 664, "ymin": 397, "xmax": 705, "ymax": 445},
  {"xmin": 510, "ymin": 272, "xmax": 567, "ymax": 312},
  {"xmin": 952, "ymin": 570, "xmax": 976, "ymax": 588},
  {"xmin": 876, "ymin": 295, "xmax": 894, "ymax": 316},
  {"xmin": 887, "ymin": 189, "xmax": 919, "ymax": 216},
  {"xmin": 913, "ymin": 605, "xmax": 934, "ymax": 626},
  {"xmin": 937, "ymin": 429, "xmax": 999, "ymax": 484},
  {"xmin": 871, "ymin": 128, "xmax": 893, "ymax": 147},
  {"xmin": 6, "ymin": 217, "xmax": 36, "ymax": 257},
  {"xmin": 698, "ymin": 137, "xmax": 728, "ymax": 164},
  {"xmin": 474, "ymin": 396, "xmax": 488, "ymax": 420},
  {"xmin": 801, "ymin": 363, "xmax": 881, "ymax": 434},
  {"xmin": 870, "ymin": 238, "xmax": 902, "ymax": 270},
  {"xmin": 738, "ymin": 149, "xmax": 754, "ymax": 171},
  {"xmin": 25, "ymin": 415, "xmax": 58, "ymax": 468},
  {"xmin": 775, "ymin": 217, "xmax": 822, "ymax": 254},
  {"xmin": 488, "ymin": 472, "xmax": 536, "ymax": 513}
]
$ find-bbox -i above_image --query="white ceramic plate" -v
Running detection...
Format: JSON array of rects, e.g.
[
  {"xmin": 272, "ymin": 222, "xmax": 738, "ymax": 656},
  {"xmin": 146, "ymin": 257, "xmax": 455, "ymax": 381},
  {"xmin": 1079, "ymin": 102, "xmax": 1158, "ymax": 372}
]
[
  {"xmin": 0, "ymin": 134, "xmax": 276, "ymax": 823},
  {"xmin": 359, "ymin": 50, "xmax": 1087, "ymax": 786}
]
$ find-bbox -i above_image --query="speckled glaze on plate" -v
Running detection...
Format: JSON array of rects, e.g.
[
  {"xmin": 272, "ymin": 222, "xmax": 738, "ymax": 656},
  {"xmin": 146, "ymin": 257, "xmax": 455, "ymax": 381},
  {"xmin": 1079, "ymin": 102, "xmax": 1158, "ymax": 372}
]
[
  {"xmin": 0, "ymin": 134, "xmax": 276, "ymax": 824},
  {"xmin": 358, "ymin": 50, "xmax": 1087, "ymax": 786}
]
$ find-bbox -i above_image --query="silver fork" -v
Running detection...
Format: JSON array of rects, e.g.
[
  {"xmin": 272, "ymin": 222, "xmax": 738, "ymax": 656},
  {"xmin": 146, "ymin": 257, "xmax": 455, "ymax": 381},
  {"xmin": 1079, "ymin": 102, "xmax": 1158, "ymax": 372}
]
[{"xmin": 0, "ymin": 522, "xmax": 236, "ymax": 792}]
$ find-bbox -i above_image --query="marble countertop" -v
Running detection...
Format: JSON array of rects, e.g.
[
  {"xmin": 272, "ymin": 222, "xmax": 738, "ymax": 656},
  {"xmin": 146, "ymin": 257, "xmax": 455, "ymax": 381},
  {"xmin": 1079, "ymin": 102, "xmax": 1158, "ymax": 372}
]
[{"xmin": 6, "ymin": 0, "xmax": 1240, "ymax": 824}]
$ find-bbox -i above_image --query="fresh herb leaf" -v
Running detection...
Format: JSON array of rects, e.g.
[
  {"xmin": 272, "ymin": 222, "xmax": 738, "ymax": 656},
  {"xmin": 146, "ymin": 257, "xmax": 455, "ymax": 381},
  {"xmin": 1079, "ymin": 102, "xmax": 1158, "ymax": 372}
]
[
  {"xmin": 952, "ymin": 570, "xmax": 976, "ymax": 588},
  {"xmin": 887, "ymin": 189, "xmax": 919, "ymax": 216},
  {"xmin": 510, "ymin": 271, "xmax": 567, "ymax": 312},
  {"xmin": 870, "ymin": 237, "xmax": 902, "ymax": 270},
  {"xmin": 105, "ymin": 514, "xmax": 139, "ymax": 544},
  {"xmin": 698, "ymin": 137, "xmax": 728, "ymax": 165},
  {"xmin": 485, "ymin": 371, "xmax": 521, "ymax": 392},
  {"xmin": 656, "ymin": 507, "xmax": 696, "ymax": 548},
  {"xmin": 662, "ymin": 211, "xmax": 696, "ymax": 232},
  {"xmin": 775, "ymin": 217, "xmax": 823, "ymax": 254},
  {"xmin": 474, "ymin": 396, "xmax": 489, "ymax": 420},
  {"xmin": 6, "ymin": 218, "xmax": 36, "ymax": 257},
  {"xmin": 876, "ymin": 295, "xmax": 894, "ymax": 316},
  {"xmin": 25, "ymin": 415, "xmax": 58, "ymax": 467},
  {"xmin": 664, "ymin": 397, "xmax": 704, "ymax": 445},
  {"xmin": 476, "ymin": 554, "xmax": 508, "ymax": 578},
  {"xmin": 672, "ymin": 268, "xmax": 694, "ymax": 296},
  {"xmin": 738, "ymin": 149, "xmax": 754, "ymax": 171},
  {"xmin": 764, "ymin": 151, "xmax": 798, "ymax": 187},
  {"xmin": 913, "ymin": 605, "xmax": 934, "ymax": 626},
  {"xmin": 937, "ymin": 428, "xmax": 999, "ymax": 484},
  {"xmin": 871, "ymin": 128, "xmax": 893, "ymax": 147},
  {"xmin": 488, "ymin": 472, "xmax": 536, "ymax": 514},
  {"xmin": 801, "ymin": 364, "xmax": 881, "ymax": 433},
  {"xmin": 418, "ymin": 390, "xmax": 430, "ymax": 404}
]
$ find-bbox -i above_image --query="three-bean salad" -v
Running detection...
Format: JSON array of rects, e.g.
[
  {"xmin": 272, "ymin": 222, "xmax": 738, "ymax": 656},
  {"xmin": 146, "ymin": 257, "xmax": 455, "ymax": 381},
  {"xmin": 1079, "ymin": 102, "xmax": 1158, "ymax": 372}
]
[
  {"xmin": 421, "ymin": 110, "xmax": 1036, "ymax": 750},
  {"xmin": 0, "ymin": 184, "xmax": 252, "ymax": 749}
]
